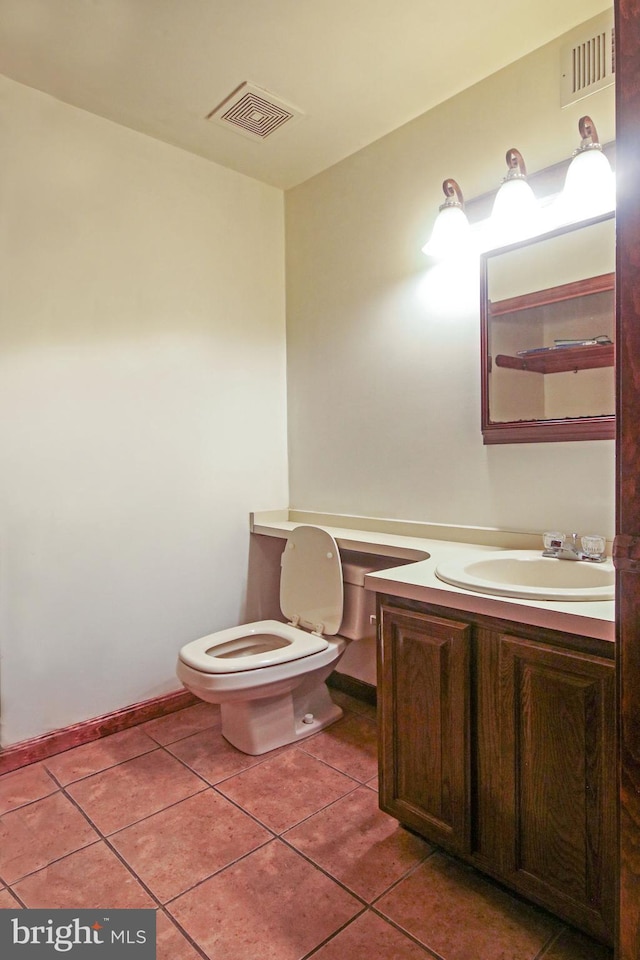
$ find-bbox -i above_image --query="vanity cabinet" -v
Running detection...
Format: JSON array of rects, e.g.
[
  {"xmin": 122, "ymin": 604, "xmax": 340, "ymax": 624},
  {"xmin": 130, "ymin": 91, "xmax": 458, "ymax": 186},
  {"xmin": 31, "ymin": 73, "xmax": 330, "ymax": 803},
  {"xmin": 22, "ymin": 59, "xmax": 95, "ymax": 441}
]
[{"xmin": 377, "ymin": 600, "xmax": 616, "ymax": 945}]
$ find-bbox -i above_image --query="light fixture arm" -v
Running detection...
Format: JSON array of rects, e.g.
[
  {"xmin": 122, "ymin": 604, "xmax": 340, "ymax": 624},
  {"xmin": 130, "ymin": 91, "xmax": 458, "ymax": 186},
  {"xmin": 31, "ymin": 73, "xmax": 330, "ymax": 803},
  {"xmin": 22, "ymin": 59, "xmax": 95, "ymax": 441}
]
[
  {"xmin": 440, "ymin": 178, "xmax": 465, "ymax": 210},
  {"xmin": 576, "ymin": 115, "xmax": 602, "ymax": 153},
  {"xmin": 503, "ymin": 148, "xmax": 528, "ymax": 180}
]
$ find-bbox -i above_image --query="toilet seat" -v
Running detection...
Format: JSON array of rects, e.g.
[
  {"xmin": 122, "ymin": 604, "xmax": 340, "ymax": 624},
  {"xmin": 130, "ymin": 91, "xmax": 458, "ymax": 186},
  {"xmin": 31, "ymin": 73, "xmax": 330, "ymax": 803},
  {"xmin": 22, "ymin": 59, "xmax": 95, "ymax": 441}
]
[{"xmin": 178, "ymin": 619, "xmax": 329, "ymax": 673}]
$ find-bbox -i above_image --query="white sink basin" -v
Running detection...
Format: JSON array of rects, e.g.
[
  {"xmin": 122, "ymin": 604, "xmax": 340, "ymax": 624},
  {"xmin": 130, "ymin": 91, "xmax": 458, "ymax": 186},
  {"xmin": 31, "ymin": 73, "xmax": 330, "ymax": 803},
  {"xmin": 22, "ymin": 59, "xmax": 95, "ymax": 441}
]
[{"xmin": 435, "ymin": 550, "xmax": 615, "ymax": 601}]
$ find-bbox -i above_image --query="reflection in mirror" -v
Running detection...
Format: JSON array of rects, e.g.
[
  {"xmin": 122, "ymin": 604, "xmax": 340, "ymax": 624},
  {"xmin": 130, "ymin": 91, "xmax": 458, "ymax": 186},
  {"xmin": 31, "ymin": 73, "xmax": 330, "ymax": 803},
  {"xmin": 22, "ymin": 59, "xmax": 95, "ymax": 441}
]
[{"xmin": 481, "ymin": 213, "xmax": 615, "ymax": 443}]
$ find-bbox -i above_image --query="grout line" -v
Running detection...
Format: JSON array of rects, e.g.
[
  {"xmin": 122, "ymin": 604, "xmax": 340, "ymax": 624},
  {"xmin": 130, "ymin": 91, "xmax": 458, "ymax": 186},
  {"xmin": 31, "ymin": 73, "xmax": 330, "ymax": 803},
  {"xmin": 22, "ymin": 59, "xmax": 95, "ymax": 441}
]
[
  {"xmin": 56, "ymin": 758, "xmax": 210, "ymax": 833},
  {"xmin": 298, "ymin": 905, "xmax": 369, "ymax": 959},
  {"xmin": 535, "ymin": 925, "xmax": 566, "ymax": 959},
  {"xmin": 278, "ymin": 780, "xmax": 367, "ymax": 838},
  {"xmin": 214, "ymin": 769, "xmax": 363, "ymax": 835},
  {"xmin": 368, "ymin": 845, "xmax": 439, "ymax": 909},
  {"xmin": 2, "ymin": 837, "xmax": 105, "ymax": 889},
  {"xmin": 94, "ymin": 836, "xmax": 164, "ymax": 909},
  {"xmin": 161, "ymin": 835, "xmax": 278, "ymax": 907},
  {"xmin": 276, "ymin": 833, "xmax": 371, "ymax": 907},
  {"xmin": 155, "ymin": 904, "xmax": 211, "ymax": 960},
  {"xmin": 202, "ymin": 783, "xmax": 280, "ymax": 837},
  {"xmin": 3, "ymin": 885, "xmax": 29, "ymax": 909},
  {"xmin": 367, "ymin": 906, "xmax": 447, "ymax": 960},
  {"xmin": 42, "ymin": 745, "xmax": 164, "ymax": 789},
  {"xmin": 141, "ymin": 718, "xmax": 223, "ymax": 749}
]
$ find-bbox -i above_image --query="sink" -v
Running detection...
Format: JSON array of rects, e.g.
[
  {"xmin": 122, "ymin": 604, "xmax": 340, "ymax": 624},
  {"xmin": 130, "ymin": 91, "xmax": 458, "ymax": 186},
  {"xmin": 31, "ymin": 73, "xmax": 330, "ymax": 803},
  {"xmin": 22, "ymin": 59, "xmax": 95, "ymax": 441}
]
[{"xmin": 435, "ymin": 550, "xmax": 615, "ymax": 601}]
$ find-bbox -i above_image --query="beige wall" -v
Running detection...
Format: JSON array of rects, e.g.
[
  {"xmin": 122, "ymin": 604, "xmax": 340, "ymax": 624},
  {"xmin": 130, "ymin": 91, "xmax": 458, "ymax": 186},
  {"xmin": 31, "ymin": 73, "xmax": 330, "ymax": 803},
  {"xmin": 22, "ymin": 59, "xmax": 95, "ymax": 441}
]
[
  {"xmin": 285, "ymin": 24, "xmax": 615, "ymax": 539},
  {"xmin": 0, "ymin": 77, "xmax": 288, "ymax": 746}
]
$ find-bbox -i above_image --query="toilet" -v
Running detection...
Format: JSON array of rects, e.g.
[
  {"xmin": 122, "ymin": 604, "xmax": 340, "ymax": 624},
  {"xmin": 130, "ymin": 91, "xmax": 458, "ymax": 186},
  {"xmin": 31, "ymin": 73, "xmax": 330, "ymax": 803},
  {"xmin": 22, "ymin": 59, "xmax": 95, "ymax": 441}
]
[{"xmin": 176, "ymin": 525, "xmax": 379, "ymax": 755}]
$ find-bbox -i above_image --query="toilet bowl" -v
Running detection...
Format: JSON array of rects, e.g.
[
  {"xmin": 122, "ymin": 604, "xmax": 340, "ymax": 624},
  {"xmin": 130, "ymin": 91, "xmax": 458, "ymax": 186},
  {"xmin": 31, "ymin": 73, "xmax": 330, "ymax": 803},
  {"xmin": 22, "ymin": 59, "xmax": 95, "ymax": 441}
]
[{"xmin": 176, "ymin": 525, "xmax": 378, "ymax": 755}]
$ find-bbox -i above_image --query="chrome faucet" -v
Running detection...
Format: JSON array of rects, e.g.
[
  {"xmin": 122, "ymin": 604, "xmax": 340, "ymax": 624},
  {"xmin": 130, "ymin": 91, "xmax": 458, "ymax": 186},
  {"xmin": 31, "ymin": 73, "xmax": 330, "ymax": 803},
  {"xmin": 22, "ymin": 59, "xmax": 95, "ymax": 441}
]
[{"xmin": 542, "ymin": 532, "xmax": 607, "ymax": 563}]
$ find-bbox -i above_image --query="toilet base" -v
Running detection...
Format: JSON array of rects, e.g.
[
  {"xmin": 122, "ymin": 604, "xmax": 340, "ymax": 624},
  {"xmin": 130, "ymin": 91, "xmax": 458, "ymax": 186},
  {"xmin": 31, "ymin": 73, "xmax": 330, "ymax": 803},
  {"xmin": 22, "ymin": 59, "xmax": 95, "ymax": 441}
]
[{"xmin": 220, "ymin": 680, "xmax": 343, "ymax": 755}]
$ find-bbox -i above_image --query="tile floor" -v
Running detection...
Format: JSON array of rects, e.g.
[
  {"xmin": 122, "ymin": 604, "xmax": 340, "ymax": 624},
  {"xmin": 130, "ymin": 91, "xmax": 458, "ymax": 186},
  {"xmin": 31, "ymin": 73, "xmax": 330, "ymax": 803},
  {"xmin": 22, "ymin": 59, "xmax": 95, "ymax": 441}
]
[{"xmin": 0, "ymin": 692, "xmax": 613, "ymax": 960}]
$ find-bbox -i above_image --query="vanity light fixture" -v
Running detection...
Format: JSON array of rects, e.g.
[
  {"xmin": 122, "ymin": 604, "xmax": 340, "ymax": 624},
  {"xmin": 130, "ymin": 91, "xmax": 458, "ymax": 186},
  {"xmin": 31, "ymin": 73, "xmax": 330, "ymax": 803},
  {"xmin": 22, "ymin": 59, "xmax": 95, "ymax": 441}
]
[
  {"xmin": 421, "ymin": 178, "xmax": 471, "ymax": 259},
  {"xmin": 489, "ymin": 148, "xmax": 540, "ymax": 246},
  {"xmin": 556, "ymin": 116, "xmax": 616, "ymax": 224}
]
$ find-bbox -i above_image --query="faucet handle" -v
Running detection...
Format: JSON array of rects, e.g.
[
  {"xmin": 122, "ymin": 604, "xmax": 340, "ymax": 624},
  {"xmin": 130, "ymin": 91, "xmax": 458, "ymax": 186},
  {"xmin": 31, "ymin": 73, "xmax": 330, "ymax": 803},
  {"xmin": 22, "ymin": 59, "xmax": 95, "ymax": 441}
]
[
  {"xmin": 543, "ymin": 531, "xmax": 565, "ymax": 551},
  {"xmin": 567, "ymin": 532, "xmax": 579, "ymax": 548},
  {"xmin": 581, "ymin": 534, "xmax": 606, "ymax": 559}
]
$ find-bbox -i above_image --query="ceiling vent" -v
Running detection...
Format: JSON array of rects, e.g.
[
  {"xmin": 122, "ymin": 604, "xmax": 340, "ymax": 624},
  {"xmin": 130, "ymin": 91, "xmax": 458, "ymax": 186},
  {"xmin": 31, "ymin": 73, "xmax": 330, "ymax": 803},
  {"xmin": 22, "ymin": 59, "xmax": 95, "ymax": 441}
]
[
  {"xmin": 206, "ymin": 82, "xmax": 304, "ymax": 140},
  {"xmin": 560, "ymin": 11, "xmax": 615, "ymax": 107}
]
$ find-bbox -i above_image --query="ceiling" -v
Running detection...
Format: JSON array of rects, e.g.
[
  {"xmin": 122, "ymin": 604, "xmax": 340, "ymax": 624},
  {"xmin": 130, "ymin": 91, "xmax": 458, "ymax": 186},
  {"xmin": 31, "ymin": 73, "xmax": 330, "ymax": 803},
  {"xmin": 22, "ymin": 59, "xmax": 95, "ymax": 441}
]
[{"xmin": 0, "ymin": 0, "xmax": 611, "ymax": 190}]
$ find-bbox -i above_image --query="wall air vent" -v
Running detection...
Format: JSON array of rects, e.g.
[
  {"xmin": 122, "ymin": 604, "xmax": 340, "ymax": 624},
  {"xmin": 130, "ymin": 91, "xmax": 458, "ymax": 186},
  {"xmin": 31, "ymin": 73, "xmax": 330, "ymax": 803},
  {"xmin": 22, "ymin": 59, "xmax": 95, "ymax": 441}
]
[
  {"xmin": 206, "ymin": 82, "xmax": 304, "ymax": 140},
  {"xmin": 561, "ymin": 11, "xmax": 615, "ymax": 107}
]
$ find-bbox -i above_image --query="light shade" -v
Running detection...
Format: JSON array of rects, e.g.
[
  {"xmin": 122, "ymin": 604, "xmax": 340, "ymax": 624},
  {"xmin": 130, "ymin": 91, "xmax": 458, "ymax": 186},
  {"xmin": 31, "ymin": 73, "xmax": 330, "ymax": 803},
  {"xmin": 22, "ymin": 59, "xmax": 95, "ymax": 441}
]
[
  {"xmin": 489, "ymin": 148, "xmax": 540, "ymax": 246},
  {"xmin": 556, "ymin": 116, "xmax": 615, "ymax": 224},
  {"xmin": 422, "ymin": 179, "xmax": 471, "ymax": 259}
]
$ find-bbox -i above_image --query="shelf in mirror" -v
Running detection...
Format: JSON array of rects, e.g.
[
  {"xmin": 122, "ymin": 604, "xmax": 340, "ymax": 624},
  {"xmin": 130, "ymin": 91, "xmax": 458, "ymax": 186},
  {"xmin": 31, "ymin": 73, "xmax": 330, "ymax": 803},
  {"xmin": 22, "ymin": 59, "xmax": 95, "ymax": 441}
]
[{"xmin": 495, "ymin": 341, "xmax": 614, "ymax": 374}]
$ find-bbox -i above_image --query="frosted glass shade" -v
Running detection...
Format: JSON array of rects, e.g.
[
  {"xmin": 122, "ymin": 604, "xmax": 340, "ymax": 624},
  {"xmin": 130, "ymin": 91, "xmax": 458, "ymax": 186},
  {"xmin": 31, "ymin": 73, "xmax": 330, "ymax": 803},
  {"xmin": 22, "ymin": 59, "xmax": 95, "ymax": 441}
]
[
  {"xmin": 557, "ymin": 148, "xmax": 616, "ymax": 224},
  {"xmin": 489, "ymin": 177, "xmax": 540, "ymax": 246},
  {"xmin": 422, "ymin": 204, "xmax": 471, "ymax": 259}
]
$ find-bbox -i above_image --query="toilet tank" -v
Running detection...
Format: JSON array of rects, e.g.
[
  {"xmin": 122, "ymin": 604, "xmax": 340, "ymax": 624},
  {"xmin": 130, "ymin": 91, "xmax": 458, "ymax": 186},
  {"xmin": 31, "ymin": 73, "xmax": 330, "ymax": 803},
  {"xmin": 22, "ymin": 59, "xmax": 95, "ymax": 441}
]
[{"xmin": 339, "ymin": 552, "xmax": 396, "ymax": 640}]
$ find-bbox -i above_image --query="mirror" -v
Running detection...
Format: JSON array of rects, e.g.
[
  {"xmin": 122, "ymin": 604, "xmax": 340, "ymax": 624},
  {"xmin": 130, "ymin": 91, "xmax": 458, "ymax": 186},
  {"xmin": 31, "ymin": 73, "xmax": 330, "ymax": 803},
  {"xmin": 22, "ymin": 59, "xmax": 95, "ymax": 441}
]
[{"xmin": 480, "ymin": 212, "xmax": 615, "ymax": 443}]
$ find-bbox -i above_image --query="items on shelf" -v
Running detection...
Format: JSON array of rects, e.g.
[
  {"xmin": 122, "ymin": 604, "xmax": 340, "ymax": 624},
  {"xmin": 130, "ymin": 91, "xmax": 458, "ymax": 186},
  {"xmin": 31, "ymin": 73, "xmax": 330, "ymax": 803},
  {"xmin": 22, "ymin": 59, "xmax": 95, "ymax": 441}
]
[{"xmin": 516, "ymin": 335, "xmax": 613, "ymax": 357}]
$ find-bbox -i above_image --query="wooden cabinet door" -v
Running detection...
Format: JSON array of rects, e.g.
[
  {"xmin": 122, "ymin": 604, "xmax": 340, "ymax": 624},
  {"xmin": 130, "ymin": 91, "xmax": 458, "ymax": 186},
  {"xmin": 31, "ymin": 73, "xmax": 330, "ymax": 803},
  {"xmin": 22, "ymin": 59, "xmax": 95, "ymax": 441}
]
[
  {"xmin": 378, "ymin": 604, "xmax": 471, "ymax": 853},
  {"xmin": 498, "ymin": 636, "xmax": 616, "ymax": 943}
]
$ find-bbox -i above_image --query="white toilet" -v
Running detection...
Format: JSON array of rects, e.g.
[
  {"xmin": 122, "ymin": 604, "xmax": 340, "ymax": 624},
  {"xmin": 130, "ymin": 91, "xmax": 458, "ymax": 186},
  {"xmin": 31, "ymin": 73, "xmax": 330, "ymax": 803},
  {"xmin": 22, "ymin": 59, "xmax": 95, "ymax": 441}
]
[{"xmin": 176, "ymin": 525, "xmax": 378, "ymax": 755}]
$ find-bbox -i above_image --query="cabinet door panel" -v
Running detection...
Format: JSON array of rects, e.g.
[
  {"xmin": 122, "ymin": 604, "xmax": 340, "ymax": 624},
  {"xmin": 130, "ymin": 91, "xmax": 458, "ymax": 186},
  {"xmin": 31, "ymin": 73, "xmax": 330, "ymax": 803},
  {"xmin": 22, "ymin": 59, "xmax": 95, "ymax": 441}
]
[
  {"xmin": 499, "ymin": 636, "xmax": 615, "ymax": 941},
  {"xmin": 378, "ymin": 605, "xmax": 471, "ymax": 853}
]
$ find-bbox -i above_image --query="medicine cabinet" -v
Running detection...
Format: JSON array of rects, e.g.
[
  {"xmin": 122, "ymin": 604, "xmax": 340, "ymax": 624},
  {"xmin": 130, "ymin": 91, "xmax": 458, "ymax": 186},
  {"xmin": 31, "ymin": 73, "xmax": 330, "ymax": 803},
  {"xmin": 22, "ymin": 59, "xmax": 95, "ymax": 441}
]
[{"xmin": 480, "ymin": 212, "xmax": 615, "ymax": 443}]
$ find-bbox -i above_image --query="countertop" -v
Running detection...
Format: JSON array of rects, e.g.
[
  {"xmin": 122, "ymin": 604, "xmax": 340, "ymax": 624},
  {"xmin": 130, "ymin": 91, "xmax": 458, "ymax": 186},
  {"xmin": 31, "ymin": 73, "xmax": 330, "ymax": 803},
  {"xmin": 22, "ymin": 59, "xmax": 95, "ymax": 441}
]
[{"xmin": 251, "ymin": 509, "xmax": 615, "ymax": 643}]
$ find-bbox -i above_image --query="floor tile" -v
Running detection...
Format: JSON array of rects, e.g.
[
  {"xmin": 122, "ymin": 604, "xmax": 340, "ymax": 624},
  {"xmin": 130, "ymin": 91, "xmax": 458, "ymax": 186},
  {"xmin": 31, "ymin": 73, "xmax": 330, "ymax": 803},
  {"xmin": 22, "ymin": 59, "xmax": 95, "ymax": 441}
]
[
  {"xmin": 12, "ymin": 841, "xmax": 155, "ymax": 909},
  {"xmin": 541, "ymin": 927, "xmax": 613, "ymax": 960},
  {"xmin": 0, "ymin": 887, "xmax": 22, "ymax": 908},
  {"xmin": 217, "ymin": 748, "xmax": 358, "ymax": 833},
  {"xmin": 0, "ymin": 697, "xmax": 615, "ymax": 960},
  {"xmin": 165, "ymin": 726, "xmax": 266, "ymax": 784},
  {"xmin": 44, "ymin": 727, "xmax": 158, "ymax": 785},
  {"xmin": 168, "ymin": 840, "xmax": 361, "ymax": 960},
  {"xmin": 111, "ymin": 789, "xmax": 270, "ymax": 902},
  {"xmin": 0, "ymin": 792, "xmax": 99, "ymax": 883},
  {"xmin": 301, "ymin": 713, "xmax": 378, "ymax": 782},
  {"xmin": 156, "ymin": 911, "xmax": 203, "ymax": 960},
  {"xmin": 376, "ymin": 851, "xmax": 559, "ymax": 960},
  {"xmin": 311, "ymin": 911, "xmax": 431, "ymax": 960},
  {"xmin": 66, "ymin": 750, "xmax": 206, "ymax": 834},
  {"xmin": 140, "ymin": 703, "xmax": 221, "ymax": 745},
  {"xmin": 284, "ymin": 786, "xmax": 432, "ymax": 901},
  {"xmin": 0, "ymin": 762, "xmax": 58, "ymax": 815}
]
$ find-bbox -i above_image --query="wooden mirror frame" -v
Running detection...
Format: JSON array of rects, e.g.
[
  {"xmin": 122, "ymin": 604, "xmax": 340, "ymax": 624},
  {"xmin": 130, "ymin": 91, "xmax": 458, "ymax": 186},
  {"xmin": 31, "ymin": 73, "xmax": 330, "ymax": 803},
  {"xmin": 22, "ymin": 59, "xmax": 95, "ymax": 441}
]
[{"xmin": 480, "ymin": 214, "xmax": 616, "ymax": 444}]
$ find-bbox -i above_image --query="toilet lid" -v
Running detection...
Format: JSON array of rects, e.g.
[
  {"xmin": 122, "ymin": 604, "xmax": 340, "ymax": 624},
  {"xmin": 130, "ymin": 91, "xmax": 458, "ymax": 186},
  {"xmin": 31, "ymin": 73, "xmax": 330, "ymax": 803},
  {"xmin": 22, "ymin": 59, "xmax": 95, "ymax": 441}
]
[{"xmin": 280, "ymin": 525, "xmax": 344, "ymax": 635}]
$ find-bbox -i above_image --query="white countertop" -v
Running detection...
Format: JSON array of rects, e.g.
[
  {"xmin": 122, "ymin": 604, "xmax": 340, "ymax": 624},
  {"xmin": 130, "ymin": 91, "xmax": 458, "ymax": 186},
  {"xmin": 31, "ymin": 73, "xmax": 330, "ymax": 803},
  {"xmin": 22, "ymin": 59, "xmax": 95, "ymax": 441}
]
[{"xmin": 251, "ymin": 510, "xmax": 615, "ymax": 644}]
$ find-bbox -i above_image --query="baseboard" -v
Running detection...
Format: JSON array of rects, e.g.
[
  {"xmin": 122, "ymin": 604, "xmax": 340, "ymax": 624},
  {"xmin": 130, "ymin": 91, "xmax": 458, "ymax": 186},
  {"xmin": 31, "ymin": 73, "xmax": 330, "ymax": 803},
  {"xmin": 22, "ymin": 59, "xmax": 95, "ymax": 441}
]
[
  {"xmin": 328, "ymin": 671, "xmax": 377, "ymax": 706},
  {"xmin": 1, "ymin": 675, "xmax": 376, "ymax": 776},
  {"xmin": 0, "ymin": 689, "xmax": 198, "ymax": 776}
]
